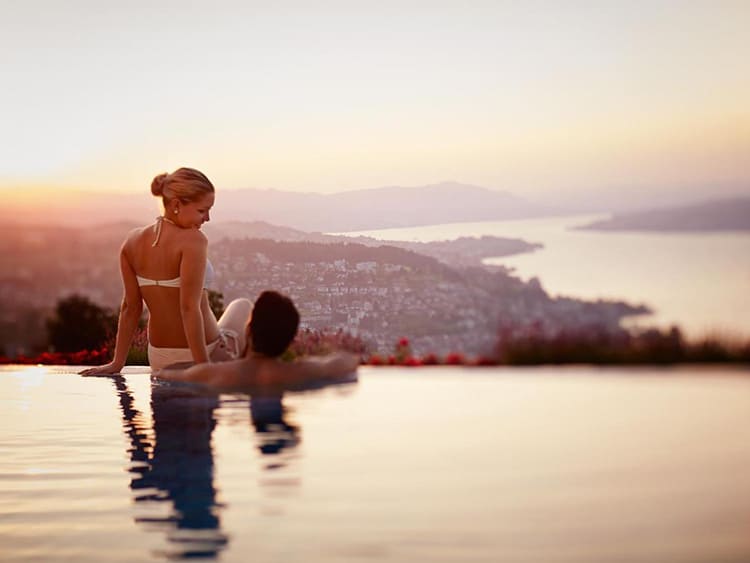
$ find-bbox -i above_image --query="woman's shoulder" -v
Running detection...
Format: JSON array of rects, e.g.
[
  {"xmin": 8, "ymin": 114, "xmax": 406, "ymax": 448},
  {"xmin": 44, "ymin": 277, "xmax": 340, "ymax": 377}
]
[
  {"xmin": 120, "ymin": 222, "xmax": 207, "ymax": 254},
  {"xmin": 121, "ymin": 224, "xmax": 152, "ymax": 251},
  {"xmin": 177, "ymin": 227, "xmax": 208, "ymax": 248}
]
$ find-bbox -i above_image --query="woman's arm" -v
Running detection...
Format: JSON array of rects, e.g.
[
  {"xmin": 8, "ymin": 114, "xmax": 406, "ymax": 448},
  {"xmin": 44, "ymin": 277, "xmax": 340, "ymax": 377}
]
[
  {"xmin": 81, "ymin": 244, "xmax": 143, "ymax": 375},
  {"xmin": 180, "ymin": 232, "xmax": 210, "ymax": 364}
]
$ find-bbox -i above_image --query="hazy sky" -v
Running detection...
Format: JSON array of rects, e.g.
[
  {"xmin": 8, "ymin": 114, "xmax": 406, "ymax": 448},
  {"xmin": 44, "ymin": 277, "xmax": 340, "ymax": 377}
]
[{"xmin": 2, "ymin": 0, "xmax": 749, "ymax": 200}]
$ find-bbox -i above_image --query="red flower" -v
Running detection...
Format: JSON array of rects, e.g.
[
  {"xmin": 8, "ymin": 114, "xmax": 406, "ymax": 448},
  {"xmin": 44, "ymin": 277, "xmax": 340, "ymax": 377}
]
[
  {"xmin": 474, "ymin": 356, "xmax": 498, "ymax": 366},
  {"xmin": 444, "ymin": 352, "xmax": 465, "ymax": 365},
  {"xmin": 368, "ymin": 354, "xmax": 384, "ymax": 366},
  {"xmin": 420, "ymin": 353, "xmax": 440, "ymax": 365}
]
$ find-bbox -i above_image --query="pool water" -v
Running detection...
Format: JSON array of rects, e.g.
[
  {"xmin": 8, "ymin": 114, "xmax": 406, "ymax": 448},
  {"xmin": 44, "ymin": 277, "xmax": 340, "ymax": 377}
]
[{"xmin": 1, "ymin": 365, "xmax": 750, "ymax": 562}]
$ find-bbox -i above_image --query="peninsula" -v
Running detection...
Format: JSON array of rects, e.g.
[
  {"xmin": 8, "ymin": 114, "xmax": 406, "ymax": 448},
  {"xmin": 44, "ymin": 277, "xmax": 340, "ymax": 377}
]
[{"xmin": 576, "ymin": 197, "xmax": 750, "ymax": 232}]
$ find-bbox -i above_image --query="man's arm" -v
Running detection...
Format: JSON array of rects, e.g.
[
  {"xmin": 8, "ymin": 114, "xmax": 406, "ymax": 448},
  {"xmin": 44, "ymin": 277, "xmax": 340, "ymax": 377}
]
[
  {"xmin": 273, "ymin": 352, "xmax": 359, "ymax": 386},
  {"xmin": 156, "ymin": 358, "xmax": 240, "ymax": 385},
  {"xmin": 156, "ymin": 353, "xmax": 359, "ymax": 390}
]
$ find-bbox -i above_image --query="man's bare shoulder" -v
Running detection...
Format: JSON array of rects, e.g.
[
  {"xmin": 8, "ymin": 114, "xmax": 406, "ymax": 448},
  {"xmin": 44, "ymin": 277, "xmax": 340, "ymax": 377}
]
[{"xmin": 214, "ymin": 358, "xmax": 255, "ymax": 385}]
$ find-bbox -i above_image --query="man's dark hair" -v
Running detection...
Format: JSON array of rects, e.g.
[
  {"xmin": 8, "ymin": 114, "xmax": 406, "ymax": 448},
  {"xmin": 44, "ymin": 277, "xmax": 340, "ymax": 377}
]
[{"xmin": 249, "ymin": 291, "xmax": 300, "ymax": 357}]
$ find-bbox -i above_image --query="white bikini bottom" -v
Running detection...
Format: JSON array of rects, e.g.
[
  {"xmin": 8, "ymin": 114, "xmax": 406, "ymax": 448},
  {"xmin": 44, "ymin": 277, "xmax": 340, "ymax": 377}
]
[{"xmin": 148, "ymin": 328, "xmax": 241, "ymax": 370}]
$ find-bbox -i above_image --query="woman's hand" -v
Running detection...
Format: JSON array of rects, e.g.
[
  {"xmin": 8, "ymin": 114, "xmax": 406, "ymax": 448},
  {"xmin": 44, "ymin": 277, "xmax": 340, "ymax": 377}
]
[{"xmin": 79, "ymin": 362, "xmax": 124, "ymax": 376}]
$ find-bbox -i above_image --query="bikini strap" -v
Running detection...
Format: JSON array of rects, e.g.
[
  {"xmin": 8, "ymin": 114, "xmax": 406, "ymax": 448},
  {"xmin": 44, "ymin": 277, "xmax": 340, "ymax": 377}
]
[
  {"xmin": 152, "ymin": 216, "xmax": 165, "ymax": 247},
  {"xmin": 152, "ymin": 216, "xmax": 178, "ymax": 247}
]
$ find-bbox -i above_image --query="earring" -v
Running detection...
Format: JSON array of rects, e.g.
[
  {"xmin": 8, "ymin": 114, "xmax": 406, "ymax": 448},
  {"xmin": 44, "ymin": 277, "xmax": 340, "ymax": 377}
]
[{"xmin": 174, "ymin": 209, "xmax": 179, "ymax": 214}]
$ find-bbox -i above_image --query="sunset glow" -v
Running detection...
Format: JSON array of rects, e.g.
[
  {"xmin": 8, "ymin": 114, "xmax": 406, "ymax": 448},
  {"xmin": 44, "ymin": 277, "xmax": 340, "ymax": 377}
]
[{"xmin": 1, "ymin": 1, "xmax": 748, "ymax": 202}]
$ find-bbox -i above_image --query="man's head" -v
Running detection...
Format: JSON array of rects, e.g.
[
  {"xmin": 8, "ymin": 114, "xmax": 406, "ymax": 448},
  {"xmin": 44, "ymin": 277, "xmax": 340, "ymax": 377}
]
[{"xmin": 248, "ymin": 291, "xmax": 300, "ymax": 357}]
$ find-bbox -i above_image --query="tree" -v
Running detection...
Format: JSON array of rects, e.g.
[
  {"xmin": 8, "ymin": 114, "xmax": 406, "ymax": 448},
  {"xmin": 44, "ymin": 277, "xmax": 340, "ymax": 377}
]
[{"xmin": 46, "ymin": 295, "xmax": 117, "ymax": 353}]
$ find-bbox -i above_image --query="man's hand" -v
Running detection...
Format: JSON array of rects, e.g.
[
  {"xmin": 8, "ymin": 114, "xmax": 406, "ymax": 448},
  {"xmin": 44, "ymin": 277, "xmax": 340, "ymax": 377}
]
[
  {"xmin": 330, "ymin": 352, "xmax": 359, "ymax": 374},
  {"xmin": 153, "ymin": 367, "xmax": 183, "ymax": 381},
  {"xmin": 79, "ymin": 362, "xmax": 124, "ymax": 377}
]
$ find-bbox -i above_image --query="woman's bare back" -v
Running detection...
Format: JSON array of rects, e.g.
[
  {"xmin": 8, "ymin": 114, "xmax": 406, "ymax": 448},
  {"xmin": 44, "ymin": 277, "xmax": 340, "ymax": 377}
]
[{"xmin": 123, "ymin": 221, "xmax": 220, "ymax": 348}]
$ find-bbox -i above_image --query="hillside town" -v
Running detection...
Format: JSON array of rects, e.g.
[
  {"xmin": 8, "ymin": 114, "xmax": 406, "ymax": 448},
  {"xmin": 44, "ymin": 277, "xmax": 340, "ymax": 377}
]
[
  {"xmin": 210, "ymin": 238, "xmax": 646, "ymax": 355},
  {"xmin": 0, "ymin": 223, "xmax": 649, "ymax": 357}
]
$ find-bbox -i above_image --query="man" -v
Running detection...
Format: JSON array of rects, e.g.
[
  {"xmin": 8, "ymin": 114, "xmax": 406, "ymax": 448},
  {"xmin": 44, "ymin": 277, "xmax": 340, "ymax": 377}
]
[{"xmin": 157, "ymin": 291, "xmax": 359, "ymax": 389}]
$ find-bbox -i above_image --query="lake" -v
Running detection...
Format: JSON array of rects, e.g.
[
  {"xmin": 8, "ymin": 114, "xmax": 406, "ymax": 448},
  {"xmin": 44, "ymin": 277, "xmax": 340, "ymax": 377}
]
[
  {"xmin": 337, "ymin": 216, "xmax": 750, "ymax": 339},
  {"xmin": 2, "ymin": 364, "xmax": 750, "ymax": 562}
]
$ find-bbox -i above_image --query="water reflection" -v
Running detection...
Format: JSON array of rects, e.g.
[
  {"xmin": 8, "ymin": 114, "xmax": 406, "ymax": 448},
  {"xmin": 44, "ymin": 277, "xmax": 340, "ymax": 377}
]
[
  {"xmin": 112, "ymin": 376, "xmax": 227, "ymax": 558},
  {"xmin": 250, "ymin": 394, "xmax": 299, "ymax": 458},
  {"xmin": 109, "ymin": 376, "xmax": 305, "ymax": 559}
]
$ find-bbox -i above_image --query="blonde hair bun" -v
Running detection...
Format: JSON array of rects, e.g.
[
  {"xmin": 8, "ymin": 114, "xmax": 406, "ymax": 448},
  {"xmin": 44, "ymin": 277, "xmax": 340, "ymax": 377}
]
[
  {"xmin": 151, "ymin": 172, "xmax": 169, "ymax": 196},
  {"xmin": 151, "ymin": 167, "xmax": 214, "ymax": 202}
]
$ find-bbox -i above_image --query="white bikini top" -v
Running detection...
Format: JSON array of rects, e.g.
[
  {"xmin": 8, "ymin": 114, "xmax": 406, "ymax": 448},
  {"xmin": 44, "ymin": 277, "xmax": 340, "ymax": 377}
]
[
  {"xmin": 135, "ymin": 260, "xmax": 214, "ymax": 289},
  {"xmin": 136, "ymin": 217, "xmax": 215, "ymax": 289}
]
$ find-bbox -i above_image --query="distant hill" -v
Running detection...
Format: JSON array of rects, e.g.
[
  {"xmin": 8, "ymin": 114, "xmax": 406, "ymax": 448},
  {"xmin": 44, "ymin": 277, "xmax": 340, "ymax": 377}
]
[
  {"xmin": 202, "ymin": 220, "xmax": 542, "ymax": 267},
  {"xmin": 3, "ymin": 181, "xmax": 559, "ymax": 231},
  {"xmin": 203, "ymin": 220, "xmax": 317, "ymax": 242},
  {"xmin": 575, "ymin": 198, "xmax": 750, "ymax": 232}
]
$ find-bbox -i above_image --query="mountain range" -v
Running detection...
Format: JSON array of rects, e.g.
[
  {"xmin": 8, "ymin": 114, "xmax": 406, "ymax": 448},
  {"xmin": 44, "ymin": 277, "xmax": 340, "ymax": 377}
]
[
  {"xmin": 7, "ymin": 181, "xmax": 748, "ymax": 232},
  {"xmin": 6, "ymin": 182, "xmax": 558, "ymax": 231}
]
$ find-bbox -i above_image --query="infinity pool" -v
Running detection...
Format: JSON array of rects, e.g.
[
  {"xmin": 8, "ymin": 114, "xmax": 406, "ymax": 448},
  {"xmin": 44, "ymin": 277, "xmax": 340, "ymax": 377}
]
[{"xmin": 2, "ymin": 365, "xmax": 750, "ymax": 562}]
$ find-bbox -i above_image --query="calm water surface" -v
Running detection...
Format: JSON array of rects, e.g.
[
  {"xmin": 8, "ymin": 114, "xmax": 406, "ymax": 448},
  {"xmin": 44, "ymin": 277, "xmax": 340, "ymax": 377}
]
[
  {"xmin": 2, "ymin": 364, "xmax": 750, "ymax": 562},
  {"xmin": 338, "ymin": 217, "xmax": 750, "ymax": 338}
]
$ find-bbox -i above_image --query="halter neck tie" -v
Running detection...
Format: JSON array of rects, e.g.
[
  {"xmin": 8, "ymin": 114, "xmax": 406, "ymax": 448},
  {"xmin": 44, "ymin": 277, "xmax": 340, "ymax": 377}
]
[{"xmin": 152, "ymin": 216, "xmax": 177, "ymax": 247}]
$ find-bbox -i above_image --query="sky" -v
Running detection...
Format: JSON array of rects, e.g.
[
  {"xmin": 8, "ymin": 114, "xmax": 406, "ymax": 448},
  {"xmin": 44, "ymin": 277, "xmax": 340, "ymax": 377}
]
[{"xmin": 1, "ymin": 0, "xmax": 749, "ymax": 203}]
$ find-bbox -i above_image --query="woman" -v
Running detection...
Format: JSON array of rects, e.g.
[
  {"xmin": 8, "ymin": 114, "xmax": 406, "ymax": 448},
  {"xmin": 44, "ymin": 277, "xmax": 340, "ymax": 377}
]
[{"xmin": 81, "ymin": 167, "xmax": 251, "ymax": 375}]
